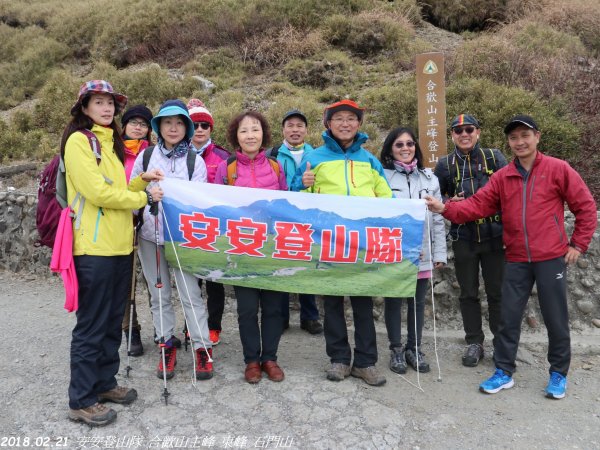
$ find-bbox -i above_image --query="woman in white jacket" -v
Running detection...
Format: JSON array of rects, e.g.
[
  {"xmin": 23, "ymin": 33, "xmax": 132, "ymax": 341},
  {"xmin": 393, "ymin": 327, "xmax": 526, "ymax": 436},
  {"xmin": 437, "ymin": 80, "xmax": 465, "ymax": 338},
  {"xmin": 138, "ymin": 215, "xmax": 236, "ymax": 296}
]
[{"xmin": 380, "ymin": 127, "xmax": 446, "ymax": 374}]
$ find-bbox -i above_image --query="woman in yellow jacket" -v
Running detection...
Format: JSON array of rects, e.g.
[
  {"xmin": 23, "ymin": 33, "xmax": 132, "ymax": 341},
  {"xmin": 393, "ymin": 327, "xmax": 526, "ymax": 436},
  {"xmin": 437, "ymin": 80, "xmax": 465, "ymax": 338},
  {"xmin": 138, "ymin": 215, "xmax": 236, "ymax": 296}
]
[{"xmin": 62, "ymin": 80, "xmax": 163, "ymax": 427}]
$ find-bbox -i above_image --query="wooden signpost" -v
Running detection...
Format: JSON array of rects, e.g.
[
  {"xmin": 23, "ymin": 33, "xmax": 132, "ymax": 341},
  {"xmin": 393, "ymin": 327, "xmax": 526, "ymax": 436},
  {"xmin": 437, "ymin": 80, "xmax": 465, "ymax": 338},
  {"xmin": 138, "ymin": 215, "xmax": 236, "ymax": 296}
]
[{"xmin": 416, "ymin": 52, "xmax": 447, "ymax": 169}]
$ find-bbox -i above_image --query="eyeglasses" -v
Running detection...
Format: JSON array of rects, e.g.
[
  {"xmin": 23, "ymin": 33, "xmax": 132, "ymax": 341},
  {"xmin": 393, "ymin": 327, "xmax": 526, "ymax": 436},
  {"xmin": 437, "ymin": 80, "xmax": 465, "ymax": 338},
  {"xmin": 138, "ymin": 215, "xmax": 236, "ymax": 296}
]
[
  {"xmin": 194, "ymin": 122, "xmax": 211, "ymax": 130},
  {"xmin": 453, "ymin": 126, "xmax": 476, "ymax": 135},
  {"xmin": 330, "ymin": 117, "xmax": 359, "ymax": 124},
  {"xmin": 128, "ymin": 120, "xmax": 149, "ymax": 129},
  {"xmin": 394, "ymin": 141, "xmax": 415, "ymax": 149}
]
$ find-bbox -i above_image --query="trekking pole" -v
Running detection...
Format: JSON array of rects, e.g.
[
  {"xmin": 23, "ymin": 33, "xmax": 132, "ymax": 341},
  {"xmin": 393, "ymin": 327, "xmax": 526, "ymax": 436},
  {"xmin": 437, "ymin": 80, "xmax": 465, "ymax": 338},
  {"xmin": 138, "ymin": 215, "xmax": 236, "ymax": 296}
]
[
  {"xmin": 151, "ymin": 198, "xmax": 170, "ymax": 405},
  {"xmin": 183, "ymin": 322, "xmax": 190, "ymax": 351},
  {"xmin": 125, "ymin": 230, "xmax": 138, "ymax": 378}
]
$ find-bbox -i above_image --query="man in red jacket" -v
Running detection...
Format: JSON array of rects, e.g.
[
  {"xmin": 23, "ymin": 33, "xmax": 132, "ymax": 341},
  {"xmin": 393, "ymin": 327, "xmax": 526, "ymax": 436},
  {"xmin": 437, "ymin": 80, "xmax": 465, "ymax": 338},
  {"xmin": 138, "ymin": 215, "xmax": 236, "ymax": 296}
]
[{"xmin": 426, "ymin": 114, "xmax": 596, "ymax": 400}]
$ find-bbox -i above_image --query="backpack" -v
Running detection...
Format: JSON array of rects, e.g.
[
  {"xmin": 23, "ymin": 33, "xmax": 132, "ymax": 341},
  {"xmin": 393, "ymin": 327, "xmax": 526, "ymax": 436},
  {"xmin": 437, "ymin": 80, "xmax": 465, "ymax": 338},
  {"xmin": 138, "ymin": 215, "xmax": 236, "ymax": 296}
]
[
  {"xmin": 445, "ymin": 147, "xmax": 498, "ymax": 198},
  {"xmin": 222, "ymin": 154, "xmax": 280, "ymax": 185},
  {"xmin": 36, "ymin": 130, "xmax": 100, "ymax": 248},
  {"xmin": 265, "ymin": 144, "xmax": 280, "ymax": 159},
  {"xmin": 141, "ymin": 145, "xmax": 197, "ymax": 180}
]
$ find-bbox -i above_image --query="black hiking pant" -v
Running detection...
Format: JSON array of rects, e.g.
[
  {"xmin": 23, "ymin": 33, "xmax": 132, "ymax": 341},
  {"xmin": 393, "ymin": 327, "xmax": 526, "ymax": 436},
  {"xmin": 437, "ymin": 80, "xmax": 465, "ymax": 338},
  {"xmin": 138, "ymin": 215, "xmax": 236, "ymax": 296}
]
[
  {"xmin": 69, "ymin": 254, "xmax": 131, "ymax": 409},
  {"xmin": 452, "ymin": 237, "xmax": 504, "ymax": 346},
  {"xmin": 323, "ymin": 296, "xmax": 377, "ymax": 368},
  {"xmin": 494, "ymin": 257, "xmax": 571, "ymax": 376},
  {"xmin": 234, "ymin": 287, "xmax": 284, "ymax": 364},
  {"xmin": 199, "ymin": 279, "xmax": 226, "ymax": 332}
]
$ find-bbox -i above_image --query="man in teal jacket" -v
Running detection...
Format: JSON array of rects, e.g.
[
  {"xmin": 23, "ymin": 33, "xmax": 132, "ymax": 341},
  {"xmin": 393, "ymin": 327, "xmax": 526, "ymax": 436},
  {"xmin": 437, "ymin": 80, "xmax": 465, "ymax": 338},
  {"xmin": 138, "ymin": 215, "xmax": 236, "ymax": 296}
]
[{"xmin": 268, "ymin": 109, "xmax": 323, "ymax": 335}]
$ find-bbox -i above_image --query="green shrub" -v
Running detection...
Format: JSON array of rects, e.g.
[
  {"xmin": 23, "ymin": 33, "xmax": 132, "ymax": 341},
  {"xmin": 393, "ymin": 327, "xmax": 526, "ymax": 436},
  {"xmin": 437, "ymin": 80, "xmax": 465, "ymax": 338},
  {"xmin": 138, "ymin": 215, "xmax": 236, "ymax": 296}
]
[
  {"xmin": 45, "ymin": 0, "xmax": 112, "ymax": 59},
  {"xmin": 536, "ymin": 0, "xmax": 600, "ymax": 56},
  {"xmin": 503, "ymin": 21, "xmax": 586, "ymax": 59},
  {"xmin": 12, "ymin": 111, "xmax": 35, "ymax": 133},
  {"xmin": 250, "ymin": 0, "xmax": 372, "ymax": 29},
  {"xmin": 323, "ymin": 10, "xmax": 414, "ymax": 57},
  {"xmin": 446, "ymin": 78, "xmax": 580, "ymax": 160},
  {"xmin": 420, "ymin": 0, "xmax": 506, "ymax": 32},
  {"xmin": 184, "ymin": 48, "xmax": 245, "ymax": 91},
  {"xmin": 449, "ymin": 26, "xmax": 584, "ymax": 100},
  {"xmin": 0, "ymin": 126, "xmax": 52, "ymax": 163},
  {"xmin": 284, "ymin": 50, "xmax": 363, "ymax": 89},
  {"xmin": 33, "ymin": 70, "xmax": 79, "ymax": 134},
  {"xmin": 240, "ymin": 26, "xmax": 324, "ymax": 70},
  {"xmin": 362, "ymin": 77, "xmax": 419, "ymax": 131},
  {"xmin": 0, "ymin": 24, "xmax": 69, "ymax": 108}
]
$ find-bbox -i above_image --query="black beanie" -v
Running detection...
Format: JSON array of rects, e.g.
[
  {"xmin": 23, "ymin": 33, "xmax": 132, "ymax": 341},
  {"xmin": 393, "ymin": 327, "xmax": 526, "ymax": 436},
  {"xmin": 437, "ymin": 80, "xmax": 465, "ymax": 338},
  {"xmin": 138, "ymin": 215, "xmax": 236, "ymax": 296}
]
[{"xmin": 121, "ymin": 105, "xmax": 153, "ymax": 127}]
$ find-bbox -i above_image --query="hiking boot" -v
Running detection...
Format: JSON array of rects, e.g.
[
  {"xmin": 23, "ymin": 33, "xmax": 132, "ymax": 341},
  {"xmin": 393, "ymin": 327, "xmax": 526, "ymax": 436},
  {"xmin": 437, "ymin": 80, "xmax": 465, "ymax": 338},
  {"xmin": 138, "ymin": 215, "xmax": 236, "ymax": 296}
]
[
  {"xmin": 326, "ymin": 363, "xmax": 351, "ymax": 381},
  {"xmin": 545, "ymin": 372, "xmax": 567, "ymax": 399},
  {"xmin": 209, "ymin": 329, "xmax": 221, "ymax": 346},
  {"xmin": 68, "ymin": 402, "xmax": 117, "ymax": 427},
  {"xmin": 405, "ymin": 347, "xmax": 430, "ymax": 373},
  {"xmin": 157, "ymin": 345, "xmax": 177, "ymax": 379},
  {"xmin": 195, "ymin": 348, "xmax": 214, "ymax": 380},
  {"xmin": 389, "ymin": 346, "xmax": 407, "ymax": 374},
  {"xmin": 300, "ymin": 319, "xmax": 323, "ymax": 335},
  {"xmin": 462, "ymin": 343, "xmax": 484, "ymax": 367},
  {"xmin": 98, "ymin": 386, "xmax": 138, "ymax": 405},
  {"xmin": 479, "ymin": 368, "xmax": 514, "ymax": 394},
  {"xmin": 125, "ymin": 328, "xmax": 144, "ymax": 357},
  {"xmin": 154, "ymin": 334, "xmax": 182, "ymax": 348},
  {"xmin": 351, "ymin": 365, "xmax": 386, "ymax": 386}
]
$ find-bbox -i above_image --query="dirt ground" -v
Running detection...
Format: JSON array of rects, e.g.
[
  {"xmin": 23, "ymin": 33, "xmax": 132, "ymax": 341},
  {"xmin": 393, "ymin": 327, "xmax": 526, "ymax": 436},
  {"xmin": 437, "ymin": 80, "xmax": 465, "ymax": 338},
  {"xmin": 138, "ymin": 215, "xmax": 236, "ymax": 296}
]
[{"xmin": 1, "ymin": 270, "xmax": 599, "ymax": 450}]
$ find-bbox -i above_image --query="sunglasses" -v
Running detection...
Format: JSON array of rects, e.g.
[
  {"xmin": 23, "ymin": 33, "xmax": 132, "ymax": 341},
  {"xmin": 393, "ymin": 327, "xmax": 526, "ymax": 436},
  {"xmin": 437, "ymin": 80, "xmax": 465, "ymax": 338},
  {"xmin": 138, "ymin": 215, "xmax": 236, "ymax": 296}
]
[
  {"xmin": 193, "ymin": 122, "xmax": 211, "ymax": 130},
  {"xmin": 394, "ymin": 141, "xmax": 415, "ymax": 149},
  {"xmin": 453, "ymin": 126, "xmax": 476, "ymax": 135}
]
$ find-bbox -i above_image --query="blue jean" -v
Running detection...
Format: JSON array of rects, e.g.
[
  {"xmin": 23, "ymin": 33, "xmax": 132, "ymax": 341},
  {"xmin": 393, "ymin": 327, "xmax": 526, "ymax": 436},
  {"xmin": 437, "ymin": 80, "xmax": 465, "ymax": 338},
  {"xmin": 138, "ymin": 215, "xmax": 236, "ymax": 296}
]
[
  {"xmin": 281, "ymin": 293, "xmax": 319, "ymax": 322},
  {"xmin": 384, "ymin": 278, "xmax": 429, "ymax": 350}
]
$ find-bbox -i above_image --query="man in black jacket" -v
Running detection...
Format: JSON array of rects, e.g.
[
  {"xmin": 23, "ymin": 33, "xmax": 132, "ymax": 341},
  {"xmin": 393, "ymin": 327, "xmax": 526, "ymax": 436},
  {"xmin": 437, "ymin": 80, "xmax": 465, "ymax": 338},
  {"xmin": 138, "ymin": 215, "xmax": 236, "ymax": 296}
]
[{"xmin": 434, "ymin": 114, "xmax": 507, "ymax": 367}]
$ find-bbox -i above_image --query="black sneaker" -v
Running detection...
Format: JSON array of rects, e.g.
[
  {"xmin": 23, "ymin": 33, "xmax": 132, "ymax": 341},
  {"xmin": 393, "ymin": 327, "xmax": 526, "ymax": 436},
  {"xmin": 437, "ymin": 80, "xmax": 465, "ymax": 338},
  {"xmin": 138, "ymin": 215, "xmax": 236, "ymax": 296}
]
[
  {"xmin": 126, "ymin": 328, "xmax": 144, "ymax": 357},
  {"xmin": 300, "ymin": 319, "xmax": 323, "ymax": 335},
  {"xmin": 405, "ymin": 347, "xmax": 430, "ymax": 373},
  {"xmin": 462, "ymin": 343, "xmax": 484, "ymax": 367},
  {"xmin": 389, "ymin": 346, "xmax": 407, "ymax": 374}
]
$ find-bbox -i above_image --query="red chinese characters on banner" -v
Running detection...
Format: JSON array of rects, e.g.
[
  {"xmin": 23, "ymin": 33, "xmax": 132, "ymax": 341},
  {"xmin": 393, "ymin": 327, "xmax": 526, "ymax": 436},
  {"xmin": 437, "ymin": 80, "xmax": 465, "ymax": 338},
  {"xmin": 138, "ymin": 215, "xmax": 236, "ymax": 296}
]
[
  {"xmin": 272, "ymin": 221, "xmax": 315, "ymax": 261},
  {"xmin": 179, "ymin": 212, "xmax": 220, "ymax": 252},
  {"xmin": 225, "ymin": 217, "xmax": 268, "ymax": 257},
  {"xmin": 178, "ymin": 214, "xmax": 403, "ymax": 264},
  {"xmin": 320, "ymin": 225, "xmax": 360, "ymax": 263},
  {"xmin": 364, "ymin": 227, "xmax": 403, "ymax": 264}
]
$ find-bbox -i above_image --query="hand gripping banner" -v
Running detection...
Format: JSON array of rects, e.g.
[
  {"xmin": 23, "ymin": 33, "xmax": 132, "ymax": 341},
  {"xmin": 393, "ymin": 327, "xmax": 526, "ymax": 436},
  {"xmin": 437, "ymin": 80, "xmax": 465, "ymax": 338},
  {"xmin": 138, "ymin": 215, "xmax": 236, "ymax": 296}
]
[{"xmin": 160, "ymin": 178, "xmax": 426, "ymax": 297}]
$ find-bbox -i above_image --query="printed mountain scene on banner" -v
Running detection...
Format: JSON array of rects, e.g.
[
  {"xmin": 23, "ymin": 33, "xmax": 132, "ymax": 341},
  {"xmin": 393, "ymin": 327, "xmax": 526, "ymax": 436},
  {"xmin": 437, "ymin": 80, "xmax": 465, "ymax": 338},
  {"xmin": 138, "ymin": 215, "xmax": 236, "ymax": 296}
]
[{"xmin": 160, "ymin": 179, "xmax": 426, "ymax": 297}]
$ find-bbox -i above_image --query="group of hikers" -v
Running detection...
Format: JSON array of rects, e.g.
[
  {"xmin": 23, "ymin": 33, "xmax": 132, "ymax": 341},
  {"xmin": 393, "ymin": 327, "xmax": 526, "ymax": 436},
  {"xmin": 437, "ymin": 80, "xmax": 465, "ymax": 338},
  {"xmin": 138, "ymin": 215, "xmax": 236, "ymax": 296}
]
[{"xmin": 60, "ymin": 79, "xmax": 596, "ymax": 427}]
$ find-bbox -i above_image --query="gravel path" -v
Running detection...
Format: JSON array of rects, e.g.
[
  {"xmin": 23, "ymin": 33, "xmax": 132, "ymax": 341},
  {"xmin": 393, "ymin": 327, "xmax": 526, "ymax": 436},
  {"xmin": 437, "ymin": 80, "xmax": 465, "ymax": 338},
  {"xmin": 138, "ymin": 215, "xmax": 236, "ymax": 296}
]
[{"xmin": 1, "ymin": 271, "xmax": 599, "ymax": 450}]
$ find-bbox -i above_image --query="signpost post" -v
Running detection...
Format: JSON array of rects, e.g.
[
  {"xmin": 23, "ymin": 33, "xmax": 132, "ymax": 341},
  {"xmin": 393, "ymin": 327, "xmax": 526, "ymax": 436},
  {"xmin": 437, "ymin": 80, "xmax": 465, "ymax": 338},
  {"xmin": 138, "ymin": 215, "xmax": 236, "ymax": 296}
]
[{"xmin": 416, "ymin": 52, "xmax": 447, "ymax": 168}]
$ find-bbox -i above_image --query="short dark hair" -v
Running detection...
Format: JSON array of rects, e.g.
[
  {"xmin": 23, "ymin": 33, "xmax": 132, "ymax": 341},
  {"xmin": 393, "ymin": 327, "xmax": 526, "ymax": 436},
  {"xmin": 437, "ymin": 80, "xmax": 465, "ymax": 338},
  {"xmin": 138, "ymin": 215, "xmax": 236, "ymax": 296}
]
[
  {"xmin": 380, "ymin": 127, "xmax": 424, "ymax": 170},
  {"xmin": 226, "ymin": 111, "xmax": 271, "ymax": 149}
]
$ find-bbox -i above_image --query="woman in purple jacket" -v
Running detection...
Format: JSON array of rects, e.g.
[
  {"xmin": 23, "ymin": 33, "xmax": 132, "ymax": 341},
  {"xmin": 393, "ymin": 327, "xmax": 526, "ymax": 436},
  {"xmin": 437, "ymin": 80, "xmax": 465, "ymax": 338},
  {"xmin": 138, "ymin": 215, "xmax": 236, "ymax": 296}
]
[{"xmin": 215, "ymin": 111, "xmax": 287, "ymax": 384}]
